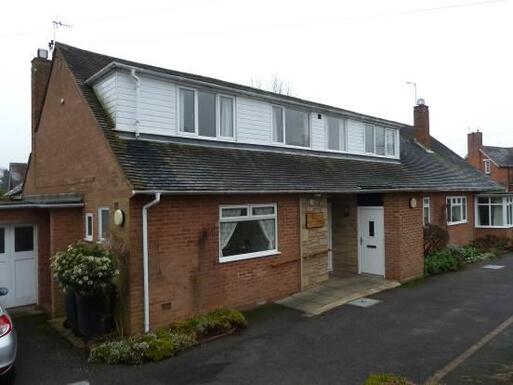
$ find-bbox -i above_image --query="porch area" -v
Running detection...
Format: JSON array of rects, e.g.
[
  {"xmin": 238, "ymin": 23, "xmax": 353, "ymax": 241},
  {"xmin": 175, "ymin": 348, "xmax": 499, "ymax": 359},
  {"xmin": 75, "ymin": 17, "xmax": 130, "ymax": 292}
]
[{"xmin": 277, "ymin": 274, "xmax": 400, "ymax": 316}]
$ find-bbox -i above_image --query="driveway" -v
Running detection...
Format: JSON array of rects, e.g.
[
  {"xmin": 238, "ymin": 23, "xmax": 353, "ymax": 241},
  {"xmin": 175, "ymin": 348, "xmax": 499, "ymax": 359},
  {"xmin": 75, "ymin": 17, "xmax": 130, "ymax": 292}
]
[{"xmin": 11, "ymin": 253, "xmax": 513, "ymax": 385}]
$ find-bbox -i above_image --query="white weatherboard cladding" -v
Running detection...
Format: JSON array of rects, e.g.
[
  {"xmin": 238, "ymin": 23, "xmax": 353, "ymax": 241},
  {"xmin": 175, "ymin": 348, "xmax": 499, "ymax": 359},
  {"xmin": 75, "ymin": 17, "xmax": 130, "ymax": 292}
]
[
  {"xmin": 236, "ymin": 97, "xmax": 271, "ymax": 145},
  {"xmin": 347, "ymin": 120, "xmax": 365, "ymax": 153},
  {"xmin": 93, "ymin": 69, "xmax": 399, "ymax": 159},
  {"xmin": 311, "ymin": 114, "xmax": 325, "ymax": 150}
]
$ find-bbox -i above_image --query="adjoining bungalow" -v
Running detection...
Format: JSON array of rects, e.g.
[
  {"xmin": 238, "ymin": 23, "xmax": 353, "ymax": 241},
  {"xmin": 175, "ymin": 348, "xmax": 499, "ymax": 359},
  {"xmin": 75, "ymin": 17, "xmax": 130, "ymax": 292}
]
[{"xmin": 0, "ymin": 44, "xmax": 506, "ymax": 334}]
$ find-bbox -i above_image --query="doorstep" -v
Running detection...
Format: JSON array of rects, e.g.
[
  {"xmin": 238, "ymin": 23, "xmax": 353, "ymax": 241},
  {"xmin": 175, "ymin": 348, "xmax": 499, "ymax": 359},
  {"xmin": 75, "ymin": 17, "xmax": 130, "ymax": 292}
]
[{"xmin": 276, "ymin": 275, "xmax": 400, "ymax": 316}]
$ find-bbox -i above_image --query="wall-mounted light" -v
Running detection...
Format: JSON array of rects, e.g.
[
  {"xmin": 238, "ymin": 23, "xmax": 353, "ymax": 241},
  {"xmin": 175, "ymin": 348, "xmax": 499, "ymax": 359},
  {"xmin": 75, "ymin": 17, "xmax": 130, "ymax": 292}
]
[
  {"xmin": 409, "ymin": 197, "xmax": 418, "ymax": 209},
  {"xmin": 114, "ymin": 209, "xmax": 125, "ymax": 227}
]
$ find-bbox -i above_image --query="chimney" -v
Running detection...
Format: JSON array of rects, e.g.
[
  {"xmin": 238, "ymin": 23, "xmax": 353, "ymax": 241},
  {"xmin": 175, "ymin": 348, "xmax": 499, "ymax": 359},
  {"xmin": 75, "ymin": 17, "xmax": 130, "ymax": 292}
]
[
  {"xmin": 467, "ymin": 131, "xmax": 483, "ymax": 170},
  {"xmin": 413, "ymin": 99, "xmax": 431, "ymax": 149},
  {"xmin": 31, "ymin": 49, "xmax": 52, "ymax": 133}
]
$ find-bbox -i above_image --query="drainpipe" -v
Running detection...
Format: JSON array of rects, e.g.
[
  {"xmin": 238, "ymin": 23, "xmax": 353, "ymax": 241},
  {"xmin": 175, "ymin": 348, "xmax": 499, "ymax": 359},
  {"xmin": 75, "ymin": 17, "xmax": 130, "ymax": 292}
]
[
  {"xmin": 130, "ymin": 69, "xmax": 141, "ymax": 138},
  {"xmin": 142, "ymin": 192, "xmax": 161, "ymax": 333}
]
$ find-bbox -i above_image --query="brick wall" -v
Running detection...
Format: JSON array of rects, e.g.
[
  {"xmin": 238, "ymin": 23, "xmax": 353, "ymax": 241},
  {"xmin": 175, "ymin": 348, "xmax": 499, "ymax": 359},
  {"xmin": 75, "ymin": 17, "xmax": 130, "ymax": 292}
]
[
  {"xmin": 384, "ymin": 193, "xmax": 424, "ymax": 282},
  {"xmin": 128, "ymin": 194, "xmax": 300, "ymax": 333},
  {"xmin": 0, "ymin": 209, "xmax": 50, "ymax": 311},
  {"xmin": 300, "ymin": 195, "xmax": 329, "ymax": 289},
  {"xmin": 331, "ymin": 195, "xmax": 358, "ymax": 274}
]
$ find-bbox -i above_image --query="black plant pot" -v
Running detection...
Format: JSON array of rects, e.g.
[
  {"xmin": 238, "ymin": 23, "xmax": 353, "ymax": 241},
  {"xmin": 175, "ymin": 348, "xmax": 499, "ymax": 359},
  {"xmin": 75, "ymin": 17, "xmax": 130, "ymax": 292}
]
[
  {"xmin": 64, "ymin": 291, "xmax": 80, "ymax": 336},
  {"xmin": 75, "ymin": 293, "xmax": 108, "ymax": 338}
]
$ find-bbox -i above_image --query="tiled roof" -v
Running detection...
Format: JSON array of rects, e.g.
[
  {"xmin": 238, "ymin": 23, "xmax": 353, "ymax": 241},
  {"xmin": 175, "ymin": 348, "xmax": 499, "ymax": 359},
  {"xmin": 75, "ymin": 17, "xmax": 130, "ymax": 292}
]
[
  {"xmin": 55, "ymin": 43, "xmax": 503, "ymax": 194},
  {"xmin": 482, "ymin": 146, "xmax": 513, "ymax": 167}
]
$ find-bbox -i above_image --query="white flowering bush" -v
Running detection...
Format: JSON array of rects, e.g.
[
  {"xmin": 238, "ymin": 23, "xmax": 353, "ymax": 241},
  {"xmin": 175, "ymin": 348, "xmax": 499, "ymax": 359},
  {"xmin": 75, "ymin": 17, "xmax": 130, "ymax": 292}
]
[{"xmin": 51, "ymin": 242, "xmax": 118, "ymax": 296}]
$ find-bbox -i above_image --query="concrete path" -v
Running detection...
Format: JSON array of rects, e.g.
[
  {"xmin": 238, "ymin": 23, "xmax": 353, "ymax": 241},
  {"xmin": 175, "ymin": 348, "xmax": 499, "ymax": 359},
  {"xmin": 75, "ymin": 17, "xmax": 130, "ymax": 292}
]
[
  {"xmin": 277, "ymin": 275, "xmax": 400, "ymax": 315},
  {"xmin": 10, "ymin": 253, "xmax": 513, "ymax": 385}
]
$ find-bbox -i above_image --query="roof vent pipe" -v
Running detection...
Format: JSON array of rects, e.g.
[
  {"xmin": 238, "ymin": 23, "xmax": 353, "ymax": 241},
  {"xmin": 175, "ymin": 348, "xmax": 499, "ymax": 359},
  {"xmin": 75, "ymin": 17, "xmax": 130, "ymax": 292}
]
[{"xmin": 130, "ymin": 69, "xmax": 141, "ymax": 138}]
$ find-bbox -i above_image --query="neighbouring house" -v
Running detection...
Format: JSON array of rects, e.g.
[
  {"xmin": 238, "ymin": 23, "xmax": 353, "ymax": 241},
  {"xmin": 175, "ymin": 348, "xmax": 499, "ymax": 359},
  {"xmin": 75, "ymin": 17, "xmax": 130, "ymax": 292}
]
[
  {"xmin": 467, "ymin": 131, "xmax": 513, "ymax": 238},
  {"xmin": 0, "ymin": 43, "xmax": 507, "ymax": 334},
  {"xmin": 2, "ymin": 162, "xmax": 28, "ymax": 199}
]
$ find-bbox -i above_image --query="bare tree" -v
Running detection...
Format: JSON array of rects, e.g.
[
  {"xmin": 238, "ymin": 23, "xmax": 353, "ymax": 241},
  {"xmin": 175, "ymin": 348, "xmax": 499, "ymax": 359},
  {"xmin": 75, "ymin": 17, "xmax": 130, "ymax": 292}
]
[{"xmin": 250, "ymin": 75, "xmax": 295, "ymax": 96}]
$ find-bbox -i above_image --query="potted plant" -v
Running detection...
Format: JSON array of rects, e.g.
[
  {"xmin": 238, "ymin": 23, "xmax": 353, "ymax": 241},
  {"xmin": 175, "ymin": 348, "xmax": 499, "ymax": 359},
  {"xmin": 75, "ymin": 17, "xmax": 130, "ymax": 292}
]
[{"xmin": 52, "ymin": 243, "xmax": 118, "ymax": 337}]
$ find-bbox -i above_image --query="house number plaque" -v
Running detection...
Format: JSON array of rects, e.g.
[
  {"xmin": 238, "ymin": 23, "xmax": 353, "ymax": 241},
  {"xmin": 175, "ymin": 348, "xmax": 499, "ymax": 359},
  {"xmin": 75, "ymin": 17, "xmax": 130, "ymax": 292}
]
[{"xmin": 306, "ymin": 213, "xmax": 325, "ymax": 229}]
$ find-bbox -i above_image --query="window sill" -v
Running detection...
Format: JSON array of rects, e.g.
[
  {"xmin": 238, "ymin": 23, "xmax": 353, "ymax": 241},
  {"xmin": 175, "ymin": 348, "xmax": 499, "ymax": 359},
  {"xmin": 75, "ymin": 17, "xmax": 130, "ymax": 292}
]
[
  {"xmin": 447, "ymin": 220, "xmax": 468, "ymax": 226},
  {"xmin": 475, "ymin": 225, "xmax": 513, "ymax": 229},
  {"xmin": 219, "ymin": 250, "xmax": 281, "ymax": 264}
]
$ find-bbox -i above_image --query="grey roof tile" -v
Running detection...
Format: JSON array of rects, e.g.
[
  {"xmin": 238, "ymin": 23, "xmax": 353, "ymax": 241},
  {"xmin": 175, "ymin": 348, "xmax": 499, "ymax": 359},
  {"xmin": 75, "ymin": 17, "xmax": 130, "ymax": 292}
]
[
  {"xmin": 482, "ymin": 146, "xmax": 513, "ymax": 167},
  {"xmin": 55, "ymin": 43, "xmax": 503, "ymax": 194}
]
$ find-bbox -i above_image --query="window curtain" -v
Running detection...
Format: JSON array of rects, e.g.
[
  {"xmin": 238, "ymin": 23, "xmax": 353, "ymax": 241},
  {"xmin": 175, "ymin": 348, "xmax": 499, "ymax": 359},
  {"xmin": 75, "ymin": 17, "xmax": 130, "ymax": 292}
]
[
  {"xmin": 220, "ymin": 222, "xmax": 238, "ymax": 250},
  {"xmin": 258, "ymin": 219, "xmax": 275, "ymax": 249},
  {"xmin": 220, "ymin": 97, "xmax": 233, "ymax": 137}
]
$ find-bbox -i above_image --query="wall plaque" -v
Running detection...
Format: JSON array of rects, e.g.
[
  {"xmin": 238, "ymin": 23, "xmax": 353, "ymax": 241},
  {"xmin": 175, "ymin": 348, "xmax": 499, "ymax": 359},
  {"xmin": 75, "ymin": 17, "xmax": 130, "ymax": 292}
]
[{"xmin": 306, "ymin": 212, "xmax": 325, "ymax": 229}]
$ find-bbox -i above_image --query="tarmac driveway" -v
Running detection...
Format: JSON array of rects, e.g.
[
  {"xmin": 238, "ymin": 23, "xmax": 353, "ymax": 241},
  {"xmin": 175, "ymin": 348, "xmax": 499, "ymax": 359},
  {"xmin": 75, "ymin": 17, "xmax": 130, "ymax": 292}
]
[{"xmin": 10, "ymin": 253, "xmax": 513, "ymax": 385}]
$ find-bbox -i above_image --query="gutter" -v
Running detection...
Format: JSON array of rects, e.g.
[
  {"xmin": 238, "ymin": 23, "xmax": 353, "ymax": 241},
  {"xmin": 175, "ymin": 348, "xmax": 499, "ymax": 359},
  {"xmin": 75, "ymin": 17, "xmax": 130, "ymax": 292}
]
[
  {"xmin": 0, "ymin": 203, "xmax": 84, "ymax": 210},
  {"xmin": 142, "ymin": 192, "xmax": 161, "ymax": 333},
  {"xmin": 130, "ymin": 69, "xmax": 141, "ymax": 138}
]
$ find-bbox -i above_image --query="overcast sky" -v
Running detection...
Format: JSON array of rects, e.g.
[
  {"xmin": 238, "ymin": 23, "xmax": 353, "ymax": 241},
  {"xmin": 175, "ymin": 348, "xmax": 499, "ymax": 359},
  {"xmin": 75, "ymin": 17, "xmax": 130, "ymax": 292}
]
[{"xmin": 1, "ymin": 0, "xmax": 512, "ymax": 169}]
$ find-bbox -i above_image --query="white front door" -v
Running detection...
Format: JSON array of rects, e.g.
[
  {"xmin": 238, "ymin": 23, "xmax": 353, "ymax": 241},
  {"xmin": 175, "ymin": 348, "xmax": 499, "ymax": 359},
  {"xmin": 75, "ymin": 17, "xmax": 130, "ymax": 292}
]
[
  {"xmin": 358, "ymin": 207, "xmax": 385, "ymax": 276},
  {"xmin": 0, "ymin": 225, "xmax": 37, "ymax": 308}
]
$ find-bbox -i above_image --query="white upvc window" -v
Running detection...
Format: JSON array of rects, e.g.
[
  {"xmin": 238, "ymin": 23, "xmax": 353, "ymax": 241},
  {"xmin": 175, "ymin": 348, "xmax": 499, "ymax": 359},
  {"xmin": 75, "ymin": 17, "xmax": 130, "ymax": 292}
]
[
  {"xmin": 178, "ymin": 87, "xmax": 235, "ymax": 140},
  {"xmin": 326, "ymin": 116, "xmax": 347, "ymax": 152},
  {"xmin": 446, "ymin": 196, "xmax": 468, "ymax": 225},
  {"xmin": 219, "ymin": 203, "xmax": 279, "ymax": 263},
  {"xmin": 364, "ymin": 124, "xmax": 398, "ymax": 157},
  {"xmin": 272, "ymin": 106, "xmax": 310, "ymax": 148},
  {"xmin": 475, "ymin": 196, "xmax": 513, "ymax": 228},
  {"xmin": 98, "ymin": 207, "xmax": 110, "ymax": 241},
  {"xmin": 423, "ymin": 197, "xmax": 431, "ymax": 227},
  {"xmin": 85, "ymin": 213, "xmax": 94, "ymax": 241},
  {"xmin": 484, "ymin": 159, "xmax": 491, "ymax": 175}
]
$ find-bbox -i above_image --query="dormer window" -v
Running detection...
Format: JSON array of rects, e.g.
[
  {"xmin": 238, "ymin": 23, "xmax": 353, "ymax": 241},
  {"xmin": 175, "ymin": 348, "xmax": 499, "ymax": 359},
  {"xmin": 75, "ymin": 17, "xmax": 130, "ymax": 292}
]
[
  {"xmin": 272, "ymin": 106, "xmax": 310, "ymax": 148},
  {"xmin": 178, "ymin": 87, "xmax": 235, "ymax": 139},
  {"xmin": 364, "ymin": 124, "xmax": 397, "ymax": 157},
  {"xmin": 484, "ymin": 159, "xmax": 491, "ymax": 175},
  {"xmin": 326, "ymin": 116, "xmax": 347, "ymax": 151}
]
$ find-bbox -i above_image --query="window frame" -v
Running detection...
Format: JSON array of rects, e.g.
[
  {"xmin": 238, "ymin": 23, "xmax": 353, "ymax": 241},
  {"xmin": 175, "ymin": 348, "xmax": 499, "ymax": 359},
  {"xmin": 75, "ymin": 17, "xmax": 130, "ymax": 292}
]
[
  {"xmin": 271, "ymin": 105, "xmax": 311, "ymax": 149},
  {"xmin": 423, "ymin": 197, "xmax": 431, "ymax": 227},
  {"xmin": 98, "ymin": 207, "xmax": 110, "ymax": 241},
  {"xmin": 177, "ymin": 86, "xmax": 236, "ymax": 141},
  {"xmin": 484, "ymin": 159, "xmax": 491, "ymax": 175},
  {"xmin": 219, "ymin": 203, "xmax": 279, "ymax": 263},
  {"xmin": 85, "ymin": 213, "xmax": 94, "ymax": 241},
  {"xmin": 446, "ymin": 196, "xmax": 468, "ymax": 225},
  {"xmin": 475, "ymin": 196, "xmax": 513, "ymax": 228},
  {"xmin": 363, "ymin": 123, "xmax": 399, "ymax": 158},
  {"xmin": 325, "ymin": 115, "xmax": 347, "ymax": 152}
]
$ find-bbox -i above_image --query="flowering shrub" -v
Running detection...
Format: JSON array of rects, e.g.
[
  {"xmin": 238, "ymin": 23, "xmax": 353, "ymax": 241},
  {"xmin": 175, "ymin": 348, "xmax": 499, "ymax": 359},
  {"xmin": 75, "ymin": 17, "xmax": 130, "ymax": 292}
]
[{"xmin": 51, "ymin": 242, "xmax": 118, "ymax": 296}]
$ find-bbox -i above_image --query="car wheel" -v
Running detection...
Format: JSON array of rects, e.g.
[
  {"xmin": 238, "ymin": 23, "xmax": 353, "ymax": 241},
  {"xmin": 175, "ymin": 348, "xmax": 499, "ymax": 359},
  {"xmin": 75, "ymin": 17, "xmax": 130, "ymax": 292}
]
[{"xmin": 0, "ymin": 365, "xmax": 16, "ymax": 385}]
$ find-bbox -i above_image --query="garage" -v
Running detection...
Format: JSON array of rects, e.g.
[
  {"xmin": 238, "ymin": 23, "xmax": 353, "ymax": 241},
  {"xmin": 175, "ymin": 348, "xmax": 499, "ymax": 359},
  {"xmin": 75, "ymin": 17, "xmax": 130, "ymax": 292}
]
[{"xmin": 0, "ymin": 224, "xmax": 37, "ymax": 308}]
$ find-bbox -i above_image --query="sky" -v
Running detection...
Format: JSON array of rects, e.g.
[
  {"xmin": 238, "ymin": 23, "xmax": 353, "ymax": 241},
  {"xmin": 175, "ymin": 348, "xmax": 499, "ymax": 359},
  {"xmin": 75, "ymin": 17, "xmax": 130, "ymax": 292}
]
[{"xmin": 1, "ymin": 0, "xmax": 512, "ymax": 169}]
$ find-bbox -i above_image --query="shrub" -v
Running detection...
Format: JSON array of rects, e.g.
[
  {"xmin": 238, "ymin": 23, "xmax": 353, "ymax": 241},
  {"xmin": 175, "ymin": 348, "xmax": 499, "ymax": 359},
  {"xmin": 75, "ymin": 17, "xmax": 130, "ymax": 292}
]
[
  {"xmin": 424, "ymin": 247, "xmax": 465, "ymax": 275},
  {"xmin": 89, "ymin": 308, "xmax": 247, "ymax": 365},
  {"xmin": 51, "ymin": 242, "xmax": 118, "ymax": 295},
  {"xmin": 423, "ymin": 224, "xmax": 449, "ymax": 256},
  {"xmin": 472, "ymin": 235, "xmax": 510, "ymax": 255},
  {"xmin": 364, "ymin": 374, "xmax": 415, "ymax": 385}
]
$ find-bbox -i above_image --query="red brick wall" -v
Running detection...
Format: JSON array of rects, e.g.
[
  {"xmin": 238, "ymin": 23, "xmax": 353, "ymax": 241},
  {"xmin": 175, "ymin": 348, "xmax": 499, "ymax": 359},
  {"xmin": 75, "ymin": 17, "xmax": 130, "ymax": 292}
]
[
  {"xmin": 128, "ymin": 194, "xmax": 300, "ymax": 333},
  {"xmin": 0, "ymin": 209, "xmax": 50, "ymax": 312},
  {"xmin": 384, "ymin": 193, "xmax": 424, "ymax": 282},
  {"xmin": 428, "ymin": 192, "xmax": 475, "ymax": 246}
]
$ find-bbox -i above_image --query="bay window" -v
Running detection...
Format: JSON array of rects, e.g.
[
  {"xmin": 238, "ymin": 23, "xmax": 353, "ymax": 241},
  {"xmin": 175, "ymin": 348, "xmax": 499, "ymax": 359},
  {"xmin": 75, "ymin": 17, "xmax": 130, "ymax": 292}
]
[
  {"xmin": 219, "ymin": 204, "xmax": 278, "ymax": 262},
  {"xmin": 326, "ymin": 116, "xmax": 347, "ymax": 151},
  {"xmin": 476, "ymin": 196, "xmax": 513, "ymax": 228},
  {"xmin": 272, "ymin": 106, "xmax": 310, "ymax": 147},
  {"xmin": 178, "ymin": 87, "xmax": 235, "ymax": 139},
  {"xmin": 447, "ymin": 196, "xmax": 467, "ymax": 225}
]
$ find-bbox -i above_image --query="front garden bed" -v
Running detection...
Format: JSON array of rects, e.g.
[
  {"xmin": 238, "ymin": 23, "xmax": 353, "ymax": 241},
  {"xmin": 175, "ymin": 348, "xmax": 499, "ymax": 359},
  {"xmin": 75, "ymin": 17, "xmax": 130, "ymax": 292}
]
[{"xmin": 89, "ymin": 308, "xmax": 247, "ymax": 364}]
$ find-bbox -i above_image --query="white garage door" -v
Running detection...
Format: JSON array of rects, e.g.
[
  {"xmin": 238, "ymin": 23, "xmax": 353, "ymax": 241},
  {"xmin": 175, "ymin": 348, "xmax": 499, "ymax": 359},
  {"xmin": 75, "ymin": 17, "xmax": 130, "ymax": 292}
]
[{"xmin": 0, "ymin": 225, "xmax": 37, "ymax": 308}]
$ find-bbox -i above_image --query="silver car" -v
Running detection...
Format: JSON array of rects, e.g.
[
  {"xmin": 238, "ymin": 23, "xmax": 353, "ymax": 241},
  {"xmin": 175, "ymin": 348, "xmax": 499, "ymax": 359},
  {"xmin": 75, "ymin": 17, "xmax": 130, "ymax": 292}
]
[{"xmin": 0, "ymin": 288, "xmax": 16, "ymax": 382}]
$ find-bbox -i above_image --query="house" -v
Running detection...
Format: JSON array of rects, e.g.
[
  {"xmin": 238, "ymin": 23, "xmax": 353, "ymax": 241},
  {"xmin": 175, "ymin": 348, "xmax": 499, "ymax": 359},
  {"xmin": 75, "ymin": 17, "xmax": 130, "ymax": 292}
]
[
  {"xmin": 467, "ymin": 131, "xmax": 513, "ymax": 237},
  {"xmin": 0, "ymin": 43, "xmax": 506, "ymax": 334}
]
